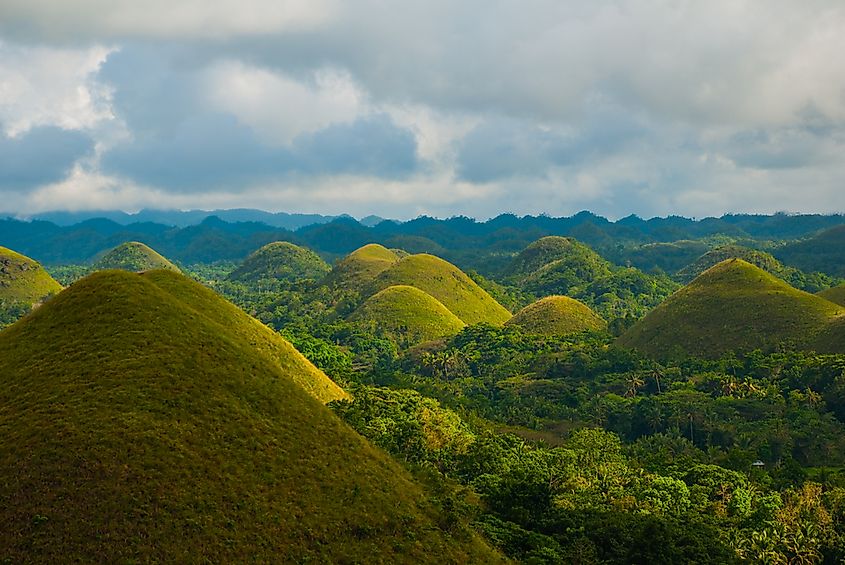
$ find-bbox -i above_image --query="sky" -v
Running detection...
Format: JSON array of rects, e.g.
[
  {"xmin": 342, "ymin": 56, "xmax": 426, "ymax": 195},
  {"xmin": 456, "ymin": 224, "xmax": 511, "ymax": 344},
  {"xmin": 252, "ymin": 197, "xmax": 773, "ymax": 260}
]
[{"xmin": 0, "ymin": 1, "xmax": 844, "ymax": 220}]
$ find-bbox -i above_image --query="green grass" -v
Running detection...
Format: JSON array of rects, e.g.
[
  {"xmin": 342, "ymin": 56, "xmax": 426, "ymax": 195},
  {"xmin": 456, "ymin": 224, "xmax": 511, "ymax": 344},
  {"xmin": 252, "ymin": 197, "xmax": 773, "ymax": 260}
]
[
  {"xmin": 506, "ymin": 236, "xmax": 613, "ymax": 295},
  {"xmin": 369, "ymin": 254, "xmax": 512, "ymax": 326},
  {"xmin": 676, "ymin": 245, "xmax": 787, "ymax": 283},
  {"xmin": 350, "ymin": 285, "xmax": 466, "ymax": 346},
  {"xmin": 227, "ymin": 241, "xmax": 330, "ymax": 282},
  {"xmin": 617, "ymin": 259, "xmax": 845, "ymax": 359},
  {"xmin": 324, "ymin": 243, "xmax": 401, "ymax": 290},
  {"xmin": 505, "ymin": 295, "xmax": 606, "ymax": 336},
  {"xmin": 818, "ymin": 285, "xmax": 845, "ymax": 307},
  {"xmin": 811, "ymin": 314, "xmax": 845, "ymax": 354},
  {"xmin": 93, "ymin": 241, "xmax": 181, "ymax": 273},
  {"xmin": 0, "ymin": 270, "xmax": 502, "ymax": 563},
  {"xmin": 0, "ymin": 246, "xmax": 62, "ymax": 304}
]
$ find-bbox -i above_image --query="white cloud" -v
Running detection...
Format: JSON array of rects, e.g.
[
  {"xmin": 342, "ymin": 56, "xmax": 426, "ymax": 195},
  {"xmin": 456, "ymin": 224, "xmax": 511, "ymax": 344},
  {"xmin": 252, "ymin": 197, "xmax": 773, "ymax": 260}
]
[
  {"xmin": 0, "ymin": 40, "xmax": 114, "ymax": 137},
  {"xmin": 0, "ymin": 0, "xmax": 336, "ymax": 41}
]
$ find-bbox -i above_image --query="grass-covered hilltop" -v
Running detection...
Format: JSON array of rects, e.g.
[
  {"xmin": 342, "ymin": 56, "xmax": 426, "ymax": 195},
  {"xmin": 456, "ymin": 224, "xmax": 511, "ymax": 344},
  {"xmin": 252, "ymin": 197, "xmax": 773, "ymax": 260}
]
[
  {"xmin": 0, "ymin": 246, "xmax": 62, "ymax": 327},
  {"xmin": 350, "ymin": 284, "xmax": 466, "ymax": 346},
  {"xmin": 505, "ymin": 295, "xmax": 606, "ymax": 336},
  {"xmin": 93, "ymin": 241, "xmax": 181, "ymax": 273},
  {"xmin": 618, "ymin": 259, "xmax": 845, "ymax": 358},
  {"xmin": 228, "ymin": 241, "xmax": 330, "ymax": 283},
  {"xmin": 368, "ymin": 253, "xmax": 512, "ymax": 326},
  {"xmin": 0, "ymin": 269, "xmax": 501, "ymax": 563},
  {"xmin": 6, "ymin": 210, "xmax": 845, "ymax": 563}
]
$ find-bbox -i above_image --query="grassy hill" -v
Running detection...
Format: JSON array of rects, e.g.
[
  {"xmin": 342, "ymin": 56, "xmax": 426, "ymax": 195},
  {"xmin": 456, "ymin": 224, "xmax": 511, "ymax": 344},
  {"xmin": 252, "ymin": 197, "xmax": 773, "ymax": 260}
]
[
  {"xmin": 818, "ymin": 285, "xmax": 845, "ymax": 307},
  {"xmin": 505, "ymin": 295, "xmax": 606, "ymax": 336},
  {"xmin": 506, "ymin": 236, "xmax": 613, "ymax": 296},
  {"xmin": 617, "ymin": 259, "xmax": 844, "ymax": 359},
  {"xmin": 93, "ymin": 241, "xmax": 181, "ymax": 273},
  {"xmin": 0, "ymin": 246, "xmax": 62, "ymax": 304},
  {"xmin": 369, "ymin": 254, "xmax": 512, "ymax": 326},
  {"xmin": 350, "ymin": 285, "xmax": 466, "ymax": 346},
  {"xmin": 0, "ymin": 270, "xmax": 502, "ymax": 563},
  {"xmin": 676, "ymin": 245, "xmax": 787, "ymax": 283},
  {"xmin": 775, "ymin": 225, "xmax": 845, "ymax": 277},
  {"xmin": 324, "ymin": 243, "xmax": 401, "ymax": 290},
  {"xmin": 0, "ymin": 246, "xmax": 63, "ymax": 327},
  {"xmin": 227, "ymin": 241, "xmax": 330, "ymax": 282}
]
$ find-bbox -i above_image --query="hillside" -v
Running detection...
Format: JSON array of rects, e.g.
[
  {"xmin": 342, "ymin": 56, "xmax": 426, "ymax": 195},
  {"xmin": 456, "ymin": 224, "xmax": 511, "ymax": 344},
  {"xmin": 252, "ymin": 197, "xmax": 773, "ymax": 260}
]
[
  {"xmin": 0, "ymin": 270, "xmax": 502, "ymax": 563},
  {"xmin": 0, "ymin": 246, "xmax": 62, "ymax": 304},
  {"xmin": 506, "ymin": 236, "xmax": 613, "ymax": 296},
  {"xmin": 775, "ymin": 225, "xmax": 845, "ymax": 277},
  {"xmin": 369, "ymin": 254, "xmax": 512, "ymax": 326},
  {"xmin": 617, "ymin": 259, "xmax": 844, "ymax": 359},
  {"xmin": 227, "ymin": 241, "xmax": 330, "ymax": 282},
  {"xmin": 505, "ymin": 295, "xmax": 606, "ymax": 336},
  {"xmin": 676, "ymin": 245, "xmax": 787, "ymax": 283},
  {"xmin": 93, "ymin": 241, "xmax": 181, "ymax": 272},
  {"xmin": 818, "ymin": 285, "xmax": 845, "ymax": 307},
  {"xmin": 324, "ymin": 243, "xmax": 401, "ymax": 290},
  {"xmin": 350, "ymin": 285, "xmax": 466, "ymax": 346}
]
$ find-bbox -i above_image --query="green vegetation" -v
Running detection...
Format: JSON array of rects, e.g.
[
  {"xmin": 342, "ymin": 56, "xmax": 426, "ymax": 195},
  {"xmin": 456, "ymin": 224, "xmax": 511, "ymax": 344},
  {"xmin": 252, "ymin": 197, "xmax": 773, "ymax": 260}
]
[
  {"xmin": 0, "ymin": 270, "xmax": 501, "ymax": 563},
  {"xmin": 0, "ymin": 246, "xmax": 62, "ymax": 327},
  {"xmin": 370, "ymin": 254, "xmax": 512, "ymax": 326},
  {"xmin": 350, "ymin": 285, "xmax": 466, "ymax": 347},
  {"xmin": 324, "ymin": 243, "xmax": 400, "ymax": 290},
  {"xmin": 775, "ymin": 225, "xmax": 845, "ymax": 277},
  {"xmin": 677, "ymin": 244, "xmax": 838, "ymax": 292},
  {"xmin": 506, "ymin": 236, "xmax": 612, "ymax": 294},
  {"xmin": 93, "ymin": 241, "xmax": 181, "ymax": 273},
  {"xmin": 227, "ymin": 241, "xmax": 330, "ymax": 283},
  {"xmin": 618, "ymin": 259, "xmax": 844, "ymax": 359},
  {"xmin": 819, "ymin": 284, "xmax": 845, "ymax": 307},
  {"xmin": 505, "ymin": 295, "xmax": 606, "ymax": 336}
]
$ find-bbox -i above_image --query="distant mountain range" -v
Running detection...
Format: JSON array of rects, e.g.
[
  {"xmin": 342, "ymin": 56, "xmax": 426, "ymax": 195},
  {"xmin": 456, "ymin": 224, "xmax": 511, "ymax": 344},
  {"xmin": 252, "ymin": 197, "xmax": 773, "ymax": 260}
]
[
  {"xmin": 2, "ymin": 211, "xmax": 845, "ymax": 277},
  {"xmin": 16, "ymin": 208, "xmax": 389, "ymax": 229}
]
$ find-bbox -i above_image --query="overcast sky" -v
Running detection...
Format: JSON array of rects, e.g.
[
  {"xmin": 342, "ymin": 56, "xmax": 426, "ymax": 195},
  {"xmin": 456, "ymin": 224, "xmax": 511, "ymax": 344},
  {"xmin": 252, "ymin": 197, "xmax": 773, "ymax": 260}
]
[{"xmin": 1, "ymin": 0, "xmax": 844, "ymax": 219}]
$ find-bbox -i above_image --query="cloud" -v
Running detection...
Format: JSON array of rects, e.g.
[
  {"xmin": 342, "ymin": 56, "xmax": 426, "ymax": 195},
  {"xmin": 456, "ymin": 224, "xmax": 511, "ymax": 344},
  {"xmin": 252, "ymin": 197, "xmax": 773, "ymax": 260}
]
[{"xmin": 0, "ymin": 126, "xmax": 95, "ymax": 189}]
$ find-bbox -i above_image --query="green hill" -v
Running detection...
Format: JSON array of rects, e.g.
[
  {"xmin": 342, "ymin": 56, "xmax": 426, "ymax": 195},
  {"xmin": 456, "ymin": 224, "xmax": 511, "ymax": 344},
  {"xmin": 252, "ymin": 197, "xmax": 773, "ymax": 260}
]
[
  {"xmin": 0, "ymin": 246, "xmax": 62, "ymax": 304},
  {"xmin": 369, "ymin": 254, "xmax": 512, "ymax": 326},
  {"xmin": 617, "ymin": 259, "xmax": 844, "ymax": 359},
  {"xmin": 0, "ymin": 246, "xmax": 62, "ymax": 327},
  {"xmin": 818, "ymin": 285, "xmax": 845, "ymax": 307},
  {"xmin": 505, "ymin": 295, "xmax": 606, "ymax": 336},
  {"xmin": 227, "ymin": 241, "xmax": 330, "ymax": 282},
  {"xmin": 93, "ymin": 241, "xmax": 180, "ymax": 273},
  {"xmin": 811, "ymin": 314, "xmax": 845, "ymax": 354},
  {"xmin": 775, "ymin": 225, "xmax": 845, "ymax": 277},
  {"xmin": 0, "ymin": 270, "xmax": 501, "ymax": 563},
  {"xmin": 324, "ymin": 243, "xmax": 401, "ymax": 290},
  {"xmin": 350, "ymin": 285, "xmax": 466, "ymax": 346},
  {"xmin": 676, "ymin": 245, "xmax": 787, "ymax": 283},
  {"xmin": 506, "ymin": 236, "xmax": 613, "ymax": 295}
]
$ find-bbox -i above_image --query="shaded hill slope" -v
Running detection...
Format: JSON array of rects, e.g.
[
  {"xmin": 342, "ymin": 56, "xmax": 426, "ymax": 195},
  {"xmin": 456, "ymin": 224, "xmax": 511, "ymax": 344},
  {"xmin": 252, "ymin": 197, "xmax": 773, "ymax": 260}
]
[
  {"xmin": 818, "ymin": 285, "xmax": 845, "ymax": 307},
  {"xmin": 227, "ymin": 241, "xmax": 330, "ymax": 282},
  {"xmin": 505, "ymin": 236, "xmax": 612, "ymax": 295},
  {"xmin": 676, "ymin": 245, "xmax": 787, "ymax": 283},
  {"xmin": 369, "ymin": 254, "xmax": 512, "ymax": 326},
  {"xmin": 350, "ymin": 285, "xmax": 465, "ymax": 346},
  {"xmin": 0, "ymin": 270, "xmax": 502, "ymax": 563},
  {"xmin": 505, "ymin": 295, "xmax": 606, "ymax": 336},
  {"xmin": 93, "ymin": 241, "xmax": 180, "ymax": 272},
  {"xmin": 617, "ymin": 259, "xmax": 844, "ymax": 359}
]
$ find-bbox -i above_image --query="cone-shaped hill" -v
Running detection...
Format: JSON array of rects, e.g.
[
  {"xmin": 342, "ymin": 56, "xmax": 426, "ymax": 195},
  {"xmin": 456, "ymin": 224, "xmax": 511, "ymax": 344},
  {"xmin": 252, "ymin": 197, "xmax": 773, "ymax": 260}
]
[
  {"xmin": 324, "ymin": 243, "xmax": 401, "ymax": 290},
  {"xmin": 0, "ymin": 270, "xmax": 502, "ymax": 563},
  {"xmin": 350, "ymin": 285, "xmax": 466, "ymax": 346},
  {"xmin": 506, "ymin": 236, "xmax": 612, "ymax": 295},
  {"xmin": 227, "ymin": 241, "xmax": 330, "ymax": 282},
  {"xmin": 93, "ymin": 241, "xmax": 180, "ymax": 273},
  {"xmin": 368, "ymin": 254, "xmax": 512, "ymax": 326},
  {"xmin": 618, "ymin": 259, "xmax": 845, "ymax": 359},
  {"xmin": 506, "ymin": 295, "xmax": 606, "ymax": 336},
  {"xmin": 0, "ymin": 246, "xmax": 62, "ymax": 304},
  {"xmin": 818, "ymin": 284, "xmax": 845, "ymax": 307},
  {"xmin": 676, "ymin": 245, "xmax": 788, "ymax": 283}
]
